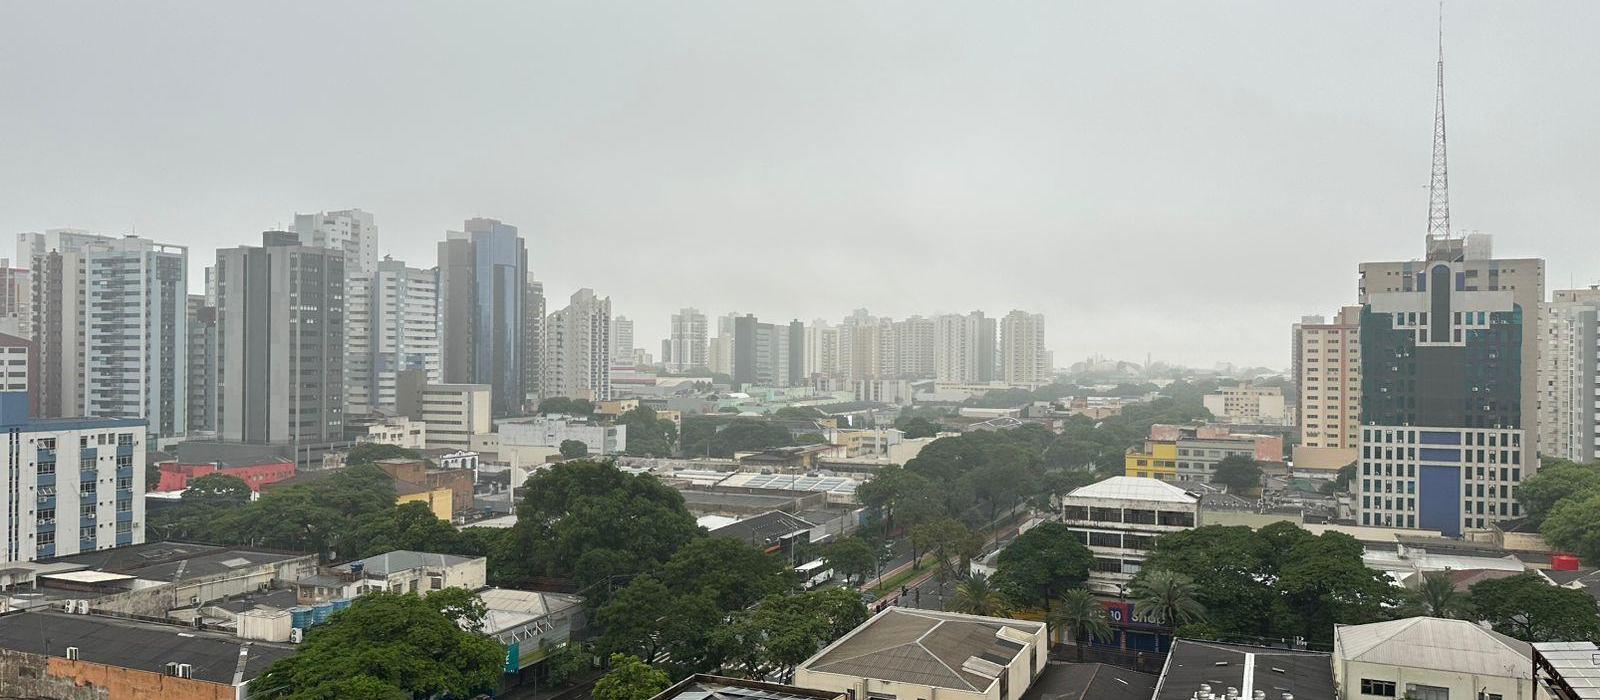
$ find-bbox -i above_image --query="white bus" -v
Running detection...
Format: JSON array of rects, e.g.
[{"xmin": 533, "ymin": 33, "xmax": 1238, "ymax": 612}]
[{"xmin": 796, "ymin": 559, "xmax": 834, "ymax": 590}]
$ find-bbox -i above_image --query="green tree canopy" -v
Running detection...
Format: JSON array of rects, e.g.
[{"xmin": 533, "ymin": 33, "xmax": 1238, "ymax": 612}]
[
  {"xmin": 992, "ymin": 522, "xmax": 1093, "ymax": 610},
  {"xmin": 1137, "ymin": 522, "xmax": 1396, "ymax": 645},
  {"xmin": 342, "ymin": 501, "xmax": 474, "ymax": 560},
  {"xmin": 1518, "ymin": 460, "xmax": 1600, "ymax": 527},
  {"xmin": 345, "ymin": 442, "xmax": 422, "ymax": 466},
  {"xmin": 256, "ymin": 591, "xmax": 504, "ymax": 700},
  {"xmin": 539, "ymin": 396, "xmax": 596, "ymax": 416},
  {"xmin": 183, "ymin": 472, "xmax": 253, "ymax": 510},
  {"xmin": 1469, "ymin": 572, "xmax": 1600, "ymax": 643},
  {"xmin": 893, "ymin": 416, "xmax": 941, "ymax": 439},
  {"xmin": 1212, "ymin": 455, "xmax": 1263, "ymax": 494},
  {"xmin": 619, "ymin": 406, "xmax": 678, "ymax": 457},
  {"xmin": 593, "ymin": 655, "xmax": 671, "ymax": 700},
  {"xmin": 504, "ymin": 460, "xmax": 700, "ymax": 596},
  {"xmin": 1543, "ymin": 491, "xmax": 1600, "ymax": 562},
  {"xmin": 949, "ymin": 573, "xmax": 1009, "ymax": 617},
  {"xmin": 823, "ymin": 537, "xmax": 877, "ymax": 585},
  {"xmin": 560, "ymin": 439, "xmax": 590, "ymax": 459}
]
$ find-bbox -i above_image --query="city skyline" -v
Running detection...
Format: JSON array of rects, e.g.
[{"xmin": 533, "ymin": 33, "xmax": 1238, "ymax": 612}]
[{"xmin": 5, "ymin": 2, "xmax": 1598, "ymax": 369}]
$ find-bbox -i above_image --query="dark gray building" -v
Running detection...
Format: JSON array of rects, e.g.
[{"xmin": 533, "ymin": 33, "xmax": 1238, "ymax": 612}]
[
  {"xmin": 186, "ymin": 294, "xmax": 218, "ymax": 434},
  {"xmin": 437, "ymin": 217, "xmax": 528, "ymax": 416},
  {"xmin": 214, "ymin": 231, "xmax": 345, "ymax": 447}
]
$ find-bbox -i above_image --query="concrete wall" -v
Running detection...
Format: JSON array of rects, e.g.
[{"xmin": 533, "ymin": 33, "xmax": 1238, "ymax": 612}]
[
  {"xmin": 1335, "ymin": 658, "xmax": 1538, "ymax": 700},
  {"xmin": 92, "ymin": 554, "xmax": 318, "ymax": 619},
  {"xmin": 0, "ymin": 648, "xmax": 238, "ymax": 700}
]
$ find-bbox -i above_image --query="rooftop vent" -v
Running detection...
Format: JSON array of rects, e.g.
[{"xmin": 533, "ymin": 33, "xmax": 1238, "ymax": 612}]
[
  {"xmin": 961, "ymin": 656, "xmax": 1005, "ymax": 679},
  {"xmin": 64, "ymin": 646, "xmax": 78, "ymax": 660}
]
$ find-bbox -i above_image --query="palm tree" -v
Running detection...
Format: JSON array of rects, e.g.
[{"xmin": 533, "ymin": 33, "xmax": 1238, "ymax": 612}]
[
  {"xmin": 1414, "ymin": 570, "xmax": 1461, "ymax": 618},
  {"xmin": 1052, "ymin": 589, "xmax": 1112, "ymax": 660},
  {"xmin": 948, "ymin": 573, "xmax": 1009, "ymax": 617},
  {"xmin": 1129, "ymin": 570, "xmax": 1206, "ymax": 627}
]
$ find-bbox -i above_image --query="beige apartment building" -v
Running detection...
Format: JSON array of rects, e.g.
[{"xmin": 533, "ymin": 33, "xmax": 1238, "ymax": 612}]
[
  {"xmin": 1294, "ymin": 306, "xmax": 1362, "ymax": 471},
  {"xmin": 1203, "ymin": 384, "xmax": 1290, "ymax": 425}
]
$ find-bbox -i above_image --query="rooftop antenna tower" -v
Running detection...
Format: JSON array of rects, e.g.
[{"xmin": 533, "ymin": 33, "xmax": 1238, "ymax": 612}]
[{"xmin": 1425, "ymin": 0, "xmax": 1452, "ymax": 243}]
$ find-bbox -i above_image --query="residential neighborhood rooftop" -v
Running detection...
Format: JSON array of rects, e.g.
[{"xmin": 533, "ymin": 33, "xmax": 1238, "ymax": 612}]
[
  {"xmin": 0, "ymin": 610, "xmax": 296, "ymax": 685},
  {"xmin": 799, "ymin": 608, "xmax": 1043, "ymax": 692}
]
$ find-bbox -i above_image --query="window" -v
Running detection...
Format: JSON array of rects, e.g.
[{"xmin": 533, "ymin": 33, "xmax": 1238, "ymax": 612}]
[
  {"xmin": 1406, "ymin": 685, "xmax": 1448, "ymax": 700},
  {"xmin": 1360, "ymin": 679, "xmax": 1397, "ymax": 697}
]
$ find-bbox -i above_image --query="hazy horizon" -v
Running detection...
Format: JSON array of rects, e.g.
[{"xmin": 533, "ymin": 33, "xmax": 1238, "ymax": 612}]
[{"xmin": 5, "ymin": 1, "xmax": 1598, "ymax": 370}]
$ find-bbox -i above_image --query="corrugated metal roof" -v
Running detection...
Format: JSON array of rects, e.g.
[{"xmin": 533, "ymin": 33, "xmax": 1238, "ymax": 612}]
[
  {"xmin": 1335, "ymin": 617, "xmax": 1531, "ymax": 678},
  {"xmin": 1066, "ymin": 477, "xmax": 1198, "ymax": 504}
]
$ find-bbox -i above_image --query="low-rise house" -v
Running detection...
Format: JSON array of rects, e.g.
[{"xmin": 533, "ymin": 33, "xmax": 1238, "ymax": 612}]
[
  {"xmin": 294, "ymin": 551, "xmax": 486, "ymax": 604},
  {"xmin": 795, "ymin": 608, "xmax": 1049, "ymax": 700},
  {"xmin": 1333, "ymin": 617, "xmax": 1538, "ymax": 700}
]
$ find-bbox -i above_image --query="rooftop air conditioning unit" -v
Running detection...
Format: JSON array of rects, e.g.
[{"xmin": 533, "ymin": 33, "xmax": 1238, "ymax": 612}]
[
  {"xmin": 290, "ymin": 628, "xmax": 304, "ymax": 643},
  {"xmin": 164, "ymin": 662, "xmax": 179, "ymax": 676},
  {"xmin": 176, "ymin": 663, "xmax": 193, "ymax": 679},
  {"xmin": 64, "ymin": 646, "xmax": 78, "ymax": 660}
]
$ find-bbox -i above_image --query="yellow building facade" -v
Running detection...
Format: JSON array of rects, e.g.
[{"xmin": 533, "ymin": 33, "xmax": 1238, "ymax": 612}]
[
  {"xmin": 1124, "ymin": 441, "xmax": 1178, "ymax": 480},
  {"xmin": 397, "ymin": 485, "xmax": 455, "ymax": 521}
]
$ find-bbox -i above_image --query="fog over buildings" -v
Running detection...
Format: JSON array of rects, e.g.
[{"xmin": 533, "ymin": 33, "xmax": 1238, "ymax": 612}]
[{"xmin": 4, "ymin": 1, "xmax": 1599, "ymax": 368}]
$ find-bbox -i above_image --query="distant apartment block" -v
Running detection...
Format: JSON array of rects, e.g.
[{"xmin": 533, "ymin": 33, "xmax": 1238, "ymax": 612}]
[
  {"xmin": 0, "ymin": 258, "xmax": 29, "ymax": 339},
  {"xmin": 541, "ymin": 288, "xmax": 612, "ymax": 401},
  {"xmin": 1294, "ymin": 306, "xmax": 1362, "ymax": 470},
  {"xmin": 666, "ymin": 307, "xmax": 708, "ymax": 372},
  {"xmin": 999, "ymin": 309, "xmax": 1050, "ymax": 385},
  {"xmin": 347, "ymin": 257, "xmax": 440, "ymax": 416},
  {"xmin": 293, "ymin": 208, "xmax": 378, "ymax": 279},
  {"xmin": 1202, "ymin": 384, "xmax": 1291, "ymax": 426},
  {"xmin": 1538, "ymin": 288, "xmax": 1600, "ymax": 464},
  {"xmin": 1, "ymin": 416, "xmax": 146, "ymax": 563}
]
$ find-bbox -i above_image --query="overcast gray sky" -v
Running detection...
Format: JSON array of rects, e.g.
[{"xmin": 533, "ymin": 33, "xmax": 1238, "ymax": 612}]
[{"xmin": 3, "ymin": 1, "xmax": 1596, "ymax": 370}]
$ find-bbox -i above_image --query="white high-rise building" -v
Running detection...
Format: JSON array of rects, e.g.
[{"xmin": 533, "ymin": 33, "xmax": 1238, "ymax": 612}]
[
  {"xmin": 667, "ymin": 307, "xmax": 708, "ymax": 373},
  {"xmin": 893, "ymin": 316, "xmax": 936, "ymax": 379},
  {"xmin": 708, "ymin": 312, "xmax": 740, "ymax": 376},
  {"xmin": 1, "ymin": 416, "xmax": 148, "ymax": 563},
  {"xmin": 1539, "ymin": 288, "xmax": 1600, "ymax": 464},
  {"xmin": 611, "ymin": 315, "xmax": 635, "ymax": 359},
  {"xmin": 934, "ymin": 311, "xmax": 996, "ymax": 383},
  {"xmin": 805, "ymin": 319, "xmax": 838, "ymax": 378},
  {"xmin": 294, "ymin": 209, "xmax": 379, "ymax": 279},
  {"xmin": 348, "ymin": 258, "xmax": 441, "ymax": 415},
  {"xmin": 541, "ymin": 289, "xmax": 612, "ymax": 401},
  {"xmin": 81, "ymin": 237, "xmax": 188, "ymax": 442},
  {"xmin": 999, "ymin": 310, "xmax": 1050, "ymax": 385}
]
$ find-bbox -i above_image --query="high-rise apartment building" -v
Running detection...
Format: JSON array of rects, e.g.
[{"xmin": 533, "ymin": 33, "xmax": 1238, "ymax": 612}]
[
  {"xmin": 1357, "ymin": 234, "xmax": 1543, "ymax": 535},
  {"xmin": 214, "ymin": 231, "xmax": 346, "ymax": 446},
  {"xmin": 999, "ymin": 310, "xmax": 1050, "ymax": 385},
  {"xmin": 438, "ymin": 218, "xmax": 529, "ymax": 416},
  {"xmin": 666, "ymin": 307, "xmax": 708, "ymax": 373},
  {"xmin": 1293, "ymin": 306, "xmax": 1362, "ymax": 470},
  {"xmin": 522, "ymin": 278, "xmax": 546, "ymax": 407},
  {"xmin": 294, "ymin": 209, "xmax": 378, "ymax": 279},
  {"xmin": 1538, "ymin": 288, "xmax": 1600, "ymax": 464},
  {"xmin": 186, "ymin": 295, "xmax": 219, "ymax": 435},
  {"xmin": 346, "ymin": 258, "xmax": 440, "ymax": 415},
  {"xmin": 805, "ymin": 319, "xmax": 838, "ymax": 378},
  {"xmin": 707, "ymin": 312, "xmax": 740, "ymax": 376},
  {"xmin": 540, "ymin": 289, "xmax": 612, "ymax": 401},
  {"xmin": 731, "ymin": 314, "xmax": 793, "ymax": 387},
  {"xmin": 934, "ymin": 312, "xmax": 996, "ymax": 383},
  {"xmin": 0, "ymin": 259, "xmax": 30, "ymax": 340},
  {"xmin": 611, "ymin": 316, "xmax": 634, "ymax": 360},
  {"xmin": 893, "ymin": 316, "xmax": 936, "ymax": 379},
  {"xmin": 81, "ymin": 237, "xmax": 188, "ymax": 441},
  {"xmin": 20, "ymin": 232, "xmax": 186, "ymax": 441}
]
